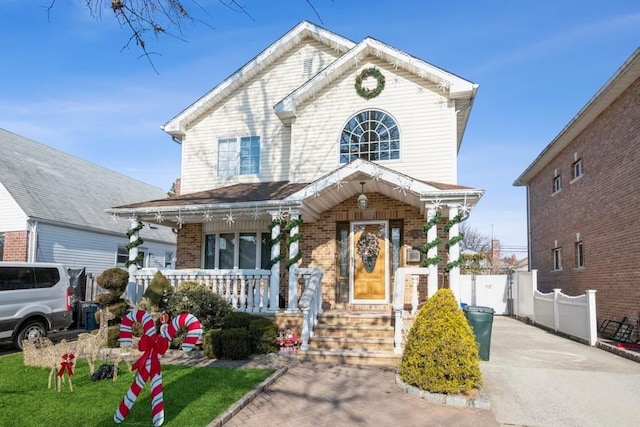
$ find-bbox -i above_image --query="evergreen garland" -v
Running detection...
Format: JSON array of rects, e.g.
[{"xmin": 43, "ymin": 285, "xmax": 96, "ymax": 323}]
[
  {"xmin": 265, "ymin": 216, "xmax": 304, "ymax": 269},
  {"xmin": 420, "ymin": 210, "xmax": 467, "ymax": 272},
  {"xmin": 124, "ymin": 221, "xmax": 144, "ymax": 268}
]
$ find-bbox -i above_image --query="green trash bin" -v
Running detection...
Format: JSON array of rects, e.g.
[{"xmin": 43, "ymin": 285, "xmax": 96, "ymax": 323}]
[
  {"xmin": 82, "ymin": 302, "xmax": 100, "ymax": 331},
  {"xmin": 464, "ymin": 306, "xmax": 495, "ymax": 361}
]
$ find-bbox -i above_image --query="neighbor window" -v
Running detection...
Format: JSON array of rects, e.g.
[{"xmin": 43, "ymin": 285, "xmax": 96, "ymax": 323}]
[
  {"xmin": 575, "ymin": 241, "xmax": 584, "ymax": 268},
  {"xmin": 116, "ymin": 245, "xmax": 146, "ymax": 268},
  {"xmin": 217, "ymin": 136, "xmax": 260, "ymax": 177},
  {"xmin": 571, "ymin": 159, "xmax": 583, "ymax": 180},
  {"xmin": 340, "ymin": 110, "xmax": 400, "ymax": 163},
  {"xmin": 204, "ymin": 232, "xmax": 271, "ymax": 269},
  {"xmin": 552, "ymin": 247, "xmax": 563, "ymax": 271},
  {"xmin": 552, "ymin": 175, "xmax": 562, "ymax": 193}
]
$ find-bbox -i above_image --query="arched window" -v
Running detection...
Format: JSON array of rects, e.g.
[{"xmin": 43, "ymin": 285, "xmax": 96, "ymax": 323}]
[{"xmin": 340, "ymin": 110, "xmax": 400, "ymax": 163}]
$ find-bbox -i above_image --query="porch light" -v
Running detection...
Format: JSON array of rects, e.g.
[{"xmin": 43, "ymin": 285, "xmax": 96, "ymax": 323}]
[{"xmin": 357, "ymin": 181, "xmax": 368, "ymax": 210}]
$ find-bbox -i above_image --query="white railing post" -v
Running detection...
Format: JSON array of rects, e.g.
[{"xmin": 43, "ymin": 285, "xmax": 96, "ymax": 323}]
[
  {"xmin": 553, "ymin": 288, "xmax": 561, "ymax": 332},
  {"xmin": 269, "ymin": 213, "xmax": 281, "ymax": 312},
  {"xmin": 448, "ymin": 204, "xmax": 461, "ymax": 303},
  {"xmin": 411, "ymin": 275, "xmax": 420, "ymax": 315},
  {"xmin": 299, "ymin": 268, "xmax": 324, "ymax": 351},
  {"xmin": 426, "ymin": 206, "xmax": 439, "ymax": 298},
  {"xmin": 586, "ymin": 290, "xmax": 597, "ymax": 346},
  {"xmin": 287, "ymin": 211, "xmax": 301, "ymax": 313}
]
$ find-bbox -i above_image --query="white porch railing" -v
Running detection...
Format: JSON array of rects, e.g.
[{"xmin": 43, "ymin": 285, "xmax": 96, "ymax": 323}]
[
  {"xmin": 132, "ymin": 267, "xmax": 324, "ymax": 320},
  {"xmin": 133, "ymin": 268, "xmax": 272, "ymax": 312},
  {"xmin": 297, "ymin": 267, "xmax": 324, "ymax": 351},
  {"xmin": 392, "ymin": 267, "xmax": 430, "ymax": 354}
]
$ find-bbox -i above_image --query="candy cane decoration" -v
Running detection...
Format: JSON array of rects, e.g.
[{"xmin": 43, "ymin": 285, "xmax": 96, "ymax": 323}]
[{"xmin": 114, "ymin": 310, "xmax": 202, "ymax": 427}]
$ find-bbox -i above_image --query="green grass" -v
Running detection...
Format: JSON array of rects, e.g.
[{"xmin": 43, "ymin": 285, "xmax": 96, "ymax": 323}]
[{"xmin": 0, "ymin": 353, "xmax": 273, "ymax": 427}]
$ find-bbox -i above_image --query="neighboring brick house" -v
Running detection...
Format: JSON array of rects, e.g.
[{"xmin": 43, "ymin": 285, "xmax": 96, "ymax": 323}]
[
  {"xmin": 110, "ymin": 21, "xmax": 484, "ymax": 311},
  {"xmin": 514, "ymin": 47, "xmax": 640, "ymax": 328},
  {"xmin": 0, "ymin": 129, "xmax": 177, "ymax": 275}
]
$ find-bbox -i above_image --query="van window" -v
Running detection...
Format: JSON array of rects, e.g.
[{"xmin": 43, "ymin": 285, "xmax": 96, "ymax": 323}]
[{"xmin": 0, "ymin": 267, "xmax": 60, "ymax": 291}]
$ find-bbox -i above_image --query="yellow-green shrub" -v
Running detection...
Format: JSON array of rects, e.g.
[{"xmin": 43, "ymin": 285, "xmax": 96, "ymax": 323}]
[{"xmin": 399, "ymin": 288, "xmax": 481, "ymax": 394}]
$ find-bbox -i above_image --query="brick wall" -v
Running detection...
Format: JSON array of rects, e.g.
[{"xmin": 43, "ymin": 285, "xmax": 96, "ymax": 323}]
[
  {"xmin": 175, "ymin": 223, "xmax": 203, "ymax": 268},
  {"xmin": 527, "ymin": 76, "xmax": 640, "ymax": 328},
  {"xmin": 3, "ymin": 231, "xmax": 29, "ymax": 261}
]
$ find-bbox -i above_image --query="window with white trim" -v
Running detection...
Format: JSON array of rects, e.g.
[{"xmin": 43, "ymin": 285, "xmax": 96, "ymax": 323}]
[
  {"xmin": 204, "ymin": 232, "xmax": 271, "ymax": 269},
  {"xmin": 552, "ymin": 247, "xmax": 562, "ymax": 271},
  {"xmin": 571, "ymin": 159, "xmax": 583, "ymax": 180},
  {"xmin": 217, "ymin": 136, "xmax": 260, "ymax": 177},
  {"xmin": 575, "ymin": 241, "xmax": 584, "ymax": 268},
  {"xmin": 552, "ymin": 175, "xmax": 562, "ymax": 193},
  {"xmin": 116, "ymin": 245, "xmax": 146, "ymax": 267},
  {"xmin": 340, "ymin": 110, "xmax": 399, "ymax": 163}
]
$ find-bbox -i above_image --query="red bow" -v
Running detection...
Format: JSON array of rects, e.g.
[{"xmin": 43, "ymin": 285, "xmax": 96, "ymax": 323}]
[
  {"xmin": 57, "ymin": 353, "xmax": 75, "ymax": 377},
  {"xmin": 132, "ymin": 334, "xmax": 169, "ymax": 379}
]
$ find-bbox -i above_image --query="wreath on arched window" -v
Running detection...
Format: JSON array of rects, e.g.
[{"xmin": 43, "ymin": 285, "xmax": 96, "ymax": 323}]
[{"xmin": 355, "ymin": 67, "xmax": 385, "ymax": 99}]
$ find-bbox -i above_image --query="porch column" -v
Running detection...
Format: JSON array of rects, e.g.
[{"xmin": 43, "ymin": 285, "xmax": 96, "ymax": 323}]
[
  {"xmin": 269, "ymin": 212, "xmax": 281, "ymax": 312},
  {"xmin": 126, "ymin": 217, "xmax": 141, "ymax": 304},
  {"xmin": 448, "ymin": 204, "xmax": 461, "ymax": 304},
  {"xmin": 287, "ymin": 211, "xmax": 301, "ymax": 313},
  {"xmin": 426, "ymin": 206, "xmax": 438, "ymax": 298}
]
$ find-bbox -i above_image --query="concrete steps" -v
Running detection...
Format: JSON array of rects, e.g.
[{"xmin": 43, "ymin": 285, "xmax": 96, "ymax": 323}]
[{"xmin": 296, "ymin": 311, "xmax": 401, "ymax": 367}]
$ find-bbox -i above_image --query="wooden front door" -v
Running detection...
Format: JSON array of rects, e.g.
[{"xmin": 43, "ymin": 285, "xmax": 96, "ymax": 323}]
[{"xmin": 351, "ymin": 220, "xmax": 388, "ymax": 303}]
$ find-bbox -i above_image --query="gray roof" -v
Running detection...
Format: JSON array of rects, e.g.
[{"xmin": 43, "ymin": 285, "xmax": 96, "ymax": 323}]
[{"xmin": 0, "ymin": 128, "xmax": 175, "ymax": 243}]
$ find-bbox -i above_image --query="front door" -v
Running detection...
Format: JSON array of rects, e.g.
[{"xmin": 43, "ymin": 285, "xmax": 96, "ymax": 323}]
[{"xmin": 350, "ymin": 220, "xmax": 388, "ymax": 303}]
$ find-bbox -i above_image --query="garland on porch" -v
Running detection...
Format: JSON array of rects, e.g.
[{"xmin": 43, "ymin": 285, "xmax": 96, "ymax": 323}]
[
  {"xmin": 265, "ymin": 216, "xmax": 304, "ymax": 269},
  {"xmin": 124, "ymin": 222, "xmax": 144, "ymax": 268},
  {"xmin": 420, "ymin": 211, "xmax": 442, "ymax": 268},
  {"xmin": 420, "ymin": 211, "xmax": 466, "ymax": 272}
]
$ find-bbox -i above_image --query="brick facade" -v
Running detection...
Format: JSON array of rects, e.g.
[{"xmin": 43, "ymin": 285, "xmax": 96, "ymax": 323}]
[
  {"xmin": 175, "ymin": 192, "xmax": 454, "ymax": 310},
  {"xmin": 2, "ymin": 231, "xmax": 29, "ymax": 261},
  {"xmin": 527, "ymin": 75, "xmax": 640, "ymax": 328}
]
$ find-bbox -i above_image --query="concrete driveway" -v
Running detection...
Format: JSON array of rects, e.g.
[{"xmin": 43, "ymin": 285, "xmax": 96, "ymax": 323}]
[{"xmin": 482, "ymin": 316, "xmax": 640, "ymax": 427}]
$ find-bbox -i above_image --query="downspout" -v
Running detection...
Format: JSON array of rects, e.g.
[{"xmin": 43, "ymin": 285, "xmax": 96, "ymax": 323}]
[{"xmin": 27, "ymin": 219, "xmax": 38, "ymax": 262}]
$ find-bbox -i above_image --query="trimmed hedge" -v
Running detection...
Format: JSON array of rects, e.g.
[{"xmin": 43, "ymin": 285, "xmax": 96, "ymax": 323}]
[
  {"xmin": 208, "ymin": 328, "xmax": 251, "ymax": 360},
  {"xmin": 399, "ymin": 288, "xmax": 482, "ymax": 394},
  {"xmin": 249, "ymin": 318, "xmax": 279, "ymax": 354}
]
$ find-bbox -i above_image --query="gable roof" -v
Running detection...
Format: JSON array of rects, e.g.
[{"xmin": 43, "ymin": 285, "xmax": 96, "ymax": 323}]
[
  {"xmin": 109, "ymin": 159, "xmax": 483, "ymax": 222},
  {"xmin": 162, "ymin": 21, "xmax": 356, "ymax": 138},
  {"xmin": 514, "ymin": 47, "xmax": 640, "ymax": 186},
  {"xmin": 0, "ymin": 128, "xmax": 175, "ymax": 243},
  {"xmin": 275, "ymin": 36, "xmax": 477, "ymax": 149}
]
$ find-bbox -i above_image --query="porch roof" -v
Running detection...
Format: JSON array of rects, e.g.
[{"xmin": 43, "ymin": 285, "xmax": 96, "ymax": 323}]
[{"xmin": 107, "ymin": 159, "xmax": 483, "ymax": 224}]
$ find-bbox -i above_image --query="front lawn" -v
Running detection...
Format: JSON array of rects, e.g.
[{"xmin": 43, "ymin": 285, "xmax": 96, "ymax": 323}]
[{"xmin": 0, "ymin": 353, "xmax": 272, "ymax": 427}]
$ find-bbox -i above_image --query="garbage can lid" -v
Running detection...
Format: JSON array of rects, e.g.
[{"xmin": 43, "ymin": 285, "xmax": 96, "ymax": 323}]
[{"xmin": 464, "ymin": 306, "xmax": 495, "ymax": 313}]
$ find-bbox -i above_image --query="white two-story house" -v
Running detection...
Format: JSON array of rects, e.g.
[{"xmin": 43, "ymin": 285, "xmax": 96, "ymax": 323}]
[{"xmin": 110, "ymin": 22, "xmax": 483, "ymax": 337}]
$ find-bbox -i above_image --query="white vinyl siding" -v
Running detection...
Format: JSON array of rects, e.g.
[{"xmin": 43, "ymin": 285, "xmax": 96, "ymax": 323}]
[
  {"xmin": 289, "ymin": 59, "xmax": 458, "ymax": 184},
  {"xmin": 0, "ymin": 183, "xmax": 28, "ymax": 232},
  {"xmin": 34, "ymin": 223, "xmax": 176, "ymax": 276},
  {"xmin": 180, "ymin": 40, "xmax": 340, "ymax": 194}
]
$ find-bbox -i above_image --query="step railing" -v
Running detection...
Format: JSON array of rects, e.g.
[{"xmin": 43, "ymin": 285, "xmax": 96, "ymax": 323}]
[
  {"xmin": 392, "ymin": 267, "xmax": 429, "ymax": 354},
  {"xmin": 297, "ymin": 267, "xmax": 324, "ymax": 350}
]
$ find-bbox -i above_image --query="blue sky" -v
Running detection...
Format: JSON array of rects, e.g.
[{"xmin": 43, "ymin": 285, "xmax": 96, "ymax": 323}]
[{"xmin": 1, "ymin": 1, "xmax": 639, "ymax": 254}]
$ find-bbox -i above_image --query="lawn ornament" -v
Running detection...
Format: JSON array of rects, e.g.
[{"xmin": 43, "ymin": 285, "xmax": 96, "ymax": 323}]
[
  {"xmin": 56, "ymin": 352, "xmax": 75, "ymax": 391},
  {"xmin": 114, "ymin": 310, "xmax": 202, "ymax": 426}
]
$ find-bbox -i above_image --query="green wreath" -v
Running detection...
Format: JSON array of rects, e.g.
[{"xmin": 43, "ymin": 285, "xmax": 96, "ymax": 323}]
[{"xmin": 355, "ymin": 67, "xmax": 385, "ymax": 99}]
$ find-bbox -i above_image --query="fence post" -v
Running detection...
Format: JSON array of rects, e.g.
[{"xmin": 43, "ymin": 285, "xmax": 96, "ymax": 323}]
[
  {"xmin": 553, "ymin": 288, "xmax": 561, "ymax": 332},
  {"xmin": 586, "ymin": 290, "xmax": 597, "ymax": 346}
]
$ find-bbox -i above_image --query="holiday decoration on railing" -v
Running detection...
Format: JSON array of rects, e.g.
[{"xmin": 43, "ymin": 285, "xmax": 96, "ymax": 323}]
[
  {"xmin": 114, "ymin": 310, "xmax": 202, "ymax": 427},
  {"xmin": 266, "ymin": 215, "xmax": 304, "ymax": 269},
  {"xmin": 421, "ymin": 210, "xmax": 442, "ymax": 268},
  {"xmin": 443, "ymin": 212, "xmax": 466, "ymax": 272},
  {"xmin": 355, "ymin": 67, "xmax": 386, "ymax": 99},
  {"xmin": 125, "ymin": 221, "xmax": 144, "ymax": 268},
  {"xmin": 357, "ymin": 232, "xmax": 380, "ymax": 273}
]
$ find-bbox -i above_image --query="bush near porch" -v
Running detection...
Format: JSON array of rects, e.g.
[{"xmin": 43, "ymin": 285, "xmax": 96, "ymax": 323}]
[{"xmin": 399, "ymin": 288, "xmax": 482, "ymax": 394}]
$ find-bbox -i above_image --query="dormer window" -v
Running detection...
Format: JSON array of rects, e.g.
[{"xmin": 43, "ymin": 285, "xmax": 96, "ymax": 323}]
[{"xmin": 340, "ymin": 110, "xmax": 400, "ymax": 163}]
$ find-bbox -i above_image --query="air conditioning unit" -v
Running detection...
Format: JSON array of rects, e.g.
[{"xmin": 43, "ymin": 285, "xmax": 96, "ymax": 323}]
[{"xmin": 406, "ymin": 248, "xmax": 421, "ymax": 263}]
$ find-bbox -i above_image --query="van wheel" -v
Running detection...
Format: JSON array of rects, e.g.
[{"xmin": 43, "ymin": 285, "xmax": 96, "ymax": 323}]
[{"xmin": 14, "ymin": 321, "xmax": 46, "ymax": 350}]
